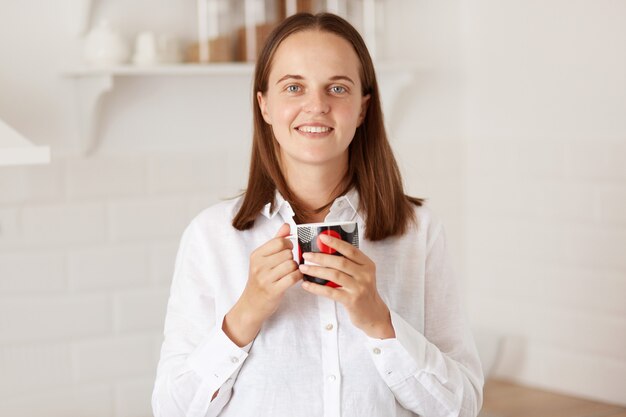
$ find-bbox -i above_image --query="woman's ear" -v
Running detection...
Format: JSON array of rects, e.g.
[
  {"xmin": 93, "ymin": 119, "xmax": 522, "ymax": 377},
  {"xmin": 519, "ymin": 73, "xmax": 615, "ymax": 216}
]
[
  {"xmin": 357, "ymin": 94, "xmax": 371, "ymax": 126},
  {"xmin": 257, "ymin": 91, "xmax": 272, "ymax": 125}
]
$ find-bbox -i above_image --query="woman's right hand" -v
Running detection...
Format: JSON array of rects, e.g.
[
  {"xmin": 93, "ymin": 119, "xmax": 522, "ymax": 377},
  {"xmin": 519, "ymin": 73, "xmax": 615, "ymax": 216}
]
[{"xmin": 222, "ymin": 223, "xmax": 302, "ymax": 347}]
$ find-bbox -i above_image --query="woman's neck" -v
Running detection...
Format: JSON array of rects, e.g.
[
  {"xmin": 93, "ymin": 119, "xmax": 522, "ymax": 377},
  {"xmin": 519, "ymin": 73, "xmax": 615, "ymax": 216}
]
[{"xmin": 281, "ymin": 159, "xmax": 348, "ymax": 221}]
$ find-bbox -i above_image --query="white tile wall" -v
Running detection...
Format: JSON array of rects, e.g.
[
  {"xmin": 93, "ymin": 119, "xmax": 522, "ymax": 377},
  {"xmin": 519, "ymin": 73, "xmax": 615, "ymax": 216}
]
[
  {"xmin": 0, "ymin": 384, "xmax": 113, "ymax": 417},
  {"xmin": 0, "ymin": 250, "xmax": 67, "ymax": 292},
  {"xmin": 72, "ymin": 334, "xmax": 159, "ymax": 383},
  {"xmin": 20, "ymin": 202, "xmax": 108, "ymax": 247},
  {"xmin": 464, "ymin": 0, "xmax": 626, "ymax": 406},
  {"xmin": 0, "ymin": 154, "xmax": 224, "ymax": 416},
  {"xmin": 66, "ymin": 156, "xmax": 147, "ymax": 199},
  {"xmin": 113, "ymin": 288, "xmax": 169, "ymax": 333},
  {"xmin": 0, "ymin": 293, "xmax": 111, "ymax": 343},
  {"xmin": 114, "ymin": 378, "xmax": 157, "ymax": 417},
  {"xmin": 0, "ymin": 163, "xmax": 65, "ymax": 204},
  {"xmin": 107, "ymin": 197, "xmax": 191, "ymax": 242},
  {"xmin": 0, "ymin": 342, "xmax": 72, "ymax": 398},
  {"xmin": 68, "ymin": 244, "xmax": 149, "ymax": 291}
]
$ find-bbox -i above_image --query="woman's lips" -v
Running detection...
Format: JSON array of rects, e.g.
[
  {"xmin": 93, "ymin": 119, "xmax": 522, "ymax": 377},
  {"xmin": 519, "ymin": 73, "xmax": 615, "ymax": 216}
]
[{"xmin": 295, "ymin": 125, "xmax": 334, "ymax": 137}]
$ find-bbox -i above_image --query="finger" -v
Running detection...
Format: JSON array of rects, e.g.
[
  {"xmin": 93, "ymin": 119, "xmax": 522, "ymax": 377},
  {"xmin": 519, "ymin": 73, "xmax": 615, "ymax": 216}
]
[
  {"xmin": 274, "ymin": 223, "xmax": 291, "ymax": 238},
  {"xmin": 301, "ymin": 279, "xmax": 345, "ymax": 302},
  {"xmin": 266, "ymin": 248, "xmax": 296, "ymax": 269},
  {"xmin": 298, "ymin": 264, "xmax": 351, "ymax": 288},
  {"xmin": 275, "ymin": 269, "xmax": 304, "ymax": 292},
  {"xmin": 302, "ymin": 252, "xmax": 359, "ymax": 276},
  {"xmin": 317, "ymin": 234, "xmax": 365, "ymax": 264},
  {"xmin": 256, "ymin": 234, "xmax": 294, "ymax": 257},
  {"xmin": 269, "ymin": 259, "xmax": 299, "ymax": 282}
]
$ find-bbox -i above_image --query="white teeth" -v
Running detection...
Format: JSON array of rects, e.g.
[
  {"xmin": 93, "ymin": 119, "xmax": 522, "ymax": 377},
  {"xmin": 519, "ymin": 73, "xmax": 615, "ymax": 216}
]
[{"xmin": 298, "ymin": 126, "xmax": 331, "ymax": 133}]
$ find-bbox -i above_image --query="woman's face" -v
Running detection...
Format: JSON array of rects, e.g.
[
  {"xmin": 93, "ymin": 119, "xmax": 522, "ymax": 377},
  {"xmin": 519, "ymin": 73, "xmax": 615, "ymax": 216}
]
[{"xmin": 257, "ymin": 29, "xmax": 370, "ymax": 172}]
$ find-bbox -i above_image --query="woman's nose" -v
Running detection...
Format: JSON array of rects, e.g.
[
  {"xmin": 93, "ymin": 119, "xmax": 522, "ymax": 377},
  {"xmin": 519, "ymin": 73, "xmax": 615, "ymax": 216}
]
[{"xmin": 303, "ymin": 91, "xmax": 330, "ymax": 114}]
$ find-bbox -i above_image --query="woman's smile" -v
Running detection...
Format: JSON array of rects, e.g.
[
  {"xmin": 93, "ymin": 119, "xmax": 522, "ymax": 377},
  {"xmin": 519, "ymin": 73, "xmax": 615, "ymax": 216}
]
[{"xmin": 295, "ymin": 123, "xmax": 335, "ymax": 137}]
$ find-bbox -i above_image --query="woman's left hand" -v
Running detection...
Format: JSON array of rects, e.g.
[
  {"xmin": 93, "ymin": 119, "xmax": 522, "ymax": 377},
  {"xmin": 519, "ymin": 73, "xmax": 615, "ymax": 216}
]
[{"xmin": 299, "ymin": 233, "xmax": 396, "ymax": 339}]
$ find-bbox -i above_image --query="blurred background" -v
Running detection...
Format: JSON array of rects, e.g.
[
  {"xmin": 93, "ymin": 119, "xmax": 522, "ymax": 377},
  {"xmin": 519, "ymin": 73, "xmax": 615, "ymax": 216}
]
[{"xmin": 1, "ymin": 0, "xmax": 625, "ymax": 416}]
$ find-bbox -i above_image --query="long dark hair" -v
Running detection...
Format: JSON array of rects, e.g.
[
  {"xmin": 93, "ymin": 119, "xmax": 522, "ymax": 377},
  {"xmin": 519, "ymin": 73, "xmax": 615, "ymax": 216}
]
[{"xmin": 232, "ymin": 13, "xmax": 423, "ymax": 241}]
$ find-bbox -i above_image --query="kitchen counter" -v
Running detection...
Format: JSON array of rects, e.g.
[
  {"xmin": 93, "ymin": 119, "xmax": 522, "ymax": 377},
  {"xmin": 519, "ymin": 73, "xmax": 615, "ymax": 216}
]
[{"xmin": 480, "ymin": 379, "xmax": 626, "ymax": 417}]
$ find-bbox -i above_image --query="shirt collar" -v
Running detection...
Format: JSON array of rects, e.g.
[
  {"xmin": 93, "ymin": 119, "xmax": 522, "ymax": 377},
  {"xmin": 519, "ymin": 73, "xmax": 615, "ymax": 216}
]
[
  {"xmin": 261, "ymin": 191, "xmax": 290, "ymax": 219},
  {"xmin": 260, "ymin": 188, "xmax": 361, "ymax": 222}
]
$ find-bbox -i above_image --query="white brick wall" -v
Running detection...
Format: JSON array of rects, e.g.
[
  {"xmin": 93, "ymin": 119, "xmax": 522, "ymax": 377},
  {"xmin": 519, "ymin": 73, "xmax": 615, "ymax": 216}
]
[
  {"xmin": 72, "ymin": 334, "xmax": 159, "ymax": 383},
  {"xmin": 0, "ymin": 342, "xmax": 72, "ymax": 399},
  {"xmin": 66, "ymin": 156, "xmax": 147, "ymax": 199},
  {"xmin": 68, "ymin": 244, "xmax": 149, "ymax": 291},
  {"xmin": 0, "ymin": 250, "xmax": 67, "ymax": 292},
  {"xmin": 0, "ymin": 152, "xmax": 217, "ymax": 416},
  {"xmin": 21, "ymin": 203, "xmax": 108, "ymax": 247},
  {"xmin": 0, "ymin": 294, "xmax": 111, "ymax": 343},
  {"xmin": 464, "ymin": 0, "xmax": 626, "ymax": 406},
  {"xmin": 0, "ymin": 385, "xmax": 113, "ymax": 417},
  {"xmin": 0, "ymin": 163, "xmax": 65, "ymax": 204},
  {"xmin": 107, "ymin": 197, "xmax": 191, "ymax": 242},
  {"xmin": 114, "ymin": 378, "xmax": 156, "ymax": 417},
  {"xmin": 113, "ymin": 288, "xmax": 169, "ymax": 333}
]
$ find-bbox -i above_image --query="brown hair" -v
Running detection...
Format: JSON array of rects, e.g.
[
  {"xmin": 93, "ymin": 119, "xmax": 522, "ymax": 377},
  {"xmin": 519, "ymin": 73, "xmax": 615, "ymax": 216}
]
[{"xmin": 232, "ymin": 12, "xmax": 423, "ymax": 241}]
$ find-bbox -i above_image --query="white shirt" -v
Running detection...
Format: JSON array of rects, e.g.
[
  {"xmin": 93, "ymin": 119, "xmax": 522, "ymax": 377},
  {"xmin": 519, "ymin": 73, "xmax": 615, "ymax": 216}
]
[{"xmin": 152, "ymin": 189, "xmax": 484, "ymax": 417}]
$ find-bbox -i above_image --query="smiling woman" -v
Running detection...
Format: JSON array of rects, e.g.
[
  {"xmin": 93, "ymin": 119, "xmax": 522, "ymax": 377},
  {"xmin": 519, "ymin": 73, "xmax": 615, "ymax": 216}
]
[
  {"xmin": 236, "ymin": 12, "xmax": 422, "ymax": 232},
  {"xmin": 153, "ymin": 12, "xmax": 484, "ymax": 417},
  {"xmin": 256, "ymin": 29, "xmax": 370, "ymax": 191}
]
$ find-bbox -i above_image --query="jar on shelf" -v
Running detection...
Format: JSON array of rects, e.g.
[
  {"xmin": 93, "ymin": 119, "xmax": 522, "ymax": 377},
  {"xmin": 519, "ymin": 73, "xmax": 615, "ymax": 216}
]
[
  {"xmin": 233, "ymin": 0, "xmax": 281, "ymax": 62},
  {"xmin": 343, "ymin": 0, "xmax": 386, "ymax": 61},
  {"xmin": 324, "ymin": 0, "xmax": 349, "ymax": 18},
  {"xmin": 191, "ymin": 0, "xmax": 235, "ymax": 63},
  {"xmin": 278, "ymin": 0, "xmax": 323, "ymax": 19}
]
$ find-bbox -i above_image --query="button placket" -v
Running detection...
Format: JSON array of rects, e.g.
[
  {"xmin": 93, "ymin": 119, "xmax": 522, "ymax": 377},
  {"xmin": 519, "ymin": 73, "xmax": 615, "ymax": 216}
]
[{"xmin": 318, "ymin": 296, "xmax": 341, "ymax": 417}]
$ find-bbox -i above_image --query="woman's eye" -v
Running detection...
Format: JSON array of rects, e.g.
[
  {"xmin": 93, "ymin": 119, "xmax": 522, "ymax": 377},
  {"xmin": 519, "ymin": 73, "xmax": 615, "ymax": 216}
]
[
  {"xmin": 286, "ymin": 85, "xmax": 300, "ymax": 93},
  {"xmin": 330, "ymin": 86, "xmax": 346, "ymax": 94}
]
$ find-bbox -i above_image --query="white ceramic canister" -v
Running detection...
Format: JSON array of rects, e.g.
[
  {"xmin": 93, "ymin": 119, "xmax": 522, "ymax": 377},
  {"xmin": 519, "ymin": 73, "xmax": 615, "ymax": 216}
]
[{"xmin": 83, "ymin": 19, "xmax": 131, "ymax": 67}]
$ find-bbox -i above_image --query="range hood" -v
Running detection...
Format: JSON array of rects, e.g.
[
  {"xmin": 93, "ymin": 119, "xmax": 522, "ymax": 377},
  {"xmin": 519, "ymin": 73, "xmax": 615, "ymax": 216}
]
[{"xmin": 0, "ymin": 119, "xmax": 50, "ymax": 166}]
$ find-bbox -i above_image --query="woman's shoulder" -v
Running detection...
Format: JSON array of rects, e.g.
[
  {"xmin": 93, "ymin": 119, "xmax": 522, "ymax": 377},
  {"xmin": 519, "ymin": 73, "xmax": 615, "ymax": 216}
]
[
  {"xmin": 408, "ymin": 201, "xmax": 445, "ymax": 241},
  {"xmin": 188, "ymin": 194, "xmax": 244, "ymax": 231}
]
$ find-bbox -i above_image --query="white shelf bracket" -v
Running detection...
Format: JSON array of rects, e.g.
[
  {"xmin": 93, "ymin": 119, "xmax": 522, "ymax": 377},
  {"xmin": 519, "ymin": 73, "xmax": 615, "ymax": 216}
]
[{"xmin": 72, "ymin": 74, "xmax": 113, "ymax": 155}]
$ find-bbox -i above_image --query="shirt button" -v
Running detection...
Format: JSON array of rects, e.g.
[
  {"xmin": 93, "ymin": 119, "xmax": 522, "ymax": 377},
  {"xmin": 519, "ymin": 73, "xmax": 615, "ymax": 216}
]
[
  {"xmin": 231, "ymin": 357, "xmax": 239, "ymax": 364},
  {"xmin": 325, "ymin": 323, "xmax": 334, "ymax": 331},
  {"xmin": 328, "ymin": 374, "xmax": 336, "ymax": 382},
  {"xmin": 373, "ymin": 347, "xmax": 381, "ymax": 355}
]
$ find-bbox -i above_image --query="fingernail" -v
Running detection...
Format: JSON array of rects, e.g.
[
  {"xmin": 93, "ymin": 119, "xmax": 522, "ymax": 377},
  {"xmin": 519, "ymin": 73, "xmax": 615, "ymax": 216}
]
[
  {"xmin": 302, "ymin": 252, "xmax": 312, "ymax": 259},
  {"xmin": 319, "ymin": 234, "xmax": 330, "ymax": 242},
  {"xmin": 299, "ymin": 264, "xmax": 309, "ymax": 272}
]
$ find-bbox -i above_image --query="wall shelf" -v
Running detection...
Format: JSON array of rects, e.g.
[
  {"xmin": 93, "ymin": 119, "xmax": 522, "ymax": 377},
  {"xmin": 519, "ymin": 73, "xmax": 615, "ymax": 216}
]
[{"xmin": 63, "ymin": 62, "xmax": 423, "ymax": 155}]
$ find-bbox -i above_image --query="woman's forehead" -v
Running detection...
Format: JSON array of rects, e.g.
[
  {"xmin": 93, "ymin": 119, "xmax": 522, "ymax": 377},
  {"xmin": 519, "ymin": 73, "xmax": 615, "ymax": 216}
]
[{"xmin": 268, "ymin": 30, "xmax": 362, "ymax": 82}]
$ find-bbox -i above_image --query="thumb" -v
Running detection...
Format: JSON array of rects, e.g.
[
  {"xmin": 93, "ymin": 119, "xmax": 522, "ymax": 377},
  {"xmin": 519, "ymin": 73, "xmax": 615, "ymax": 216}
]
[{"xmin": 274, "ymin": 223, "xmax": 291, "ymax": 238}]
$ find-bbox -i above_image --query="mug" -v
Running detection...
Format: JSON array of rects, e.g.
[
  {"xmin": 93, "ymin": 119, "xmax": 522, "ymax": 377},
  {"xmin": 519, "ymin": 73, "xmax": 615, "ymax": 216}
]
[{"xmin": 296, "ymin": 221, "xmax": 359, "ymax": 287}]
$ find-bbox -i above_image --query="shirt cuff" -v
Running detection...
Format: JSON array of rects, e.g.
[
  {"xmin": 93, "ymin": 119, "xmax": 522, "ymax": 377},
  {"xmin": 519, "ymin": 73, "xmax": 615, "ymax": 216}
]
[
  {"xmin": 364, "ymin": 310, "xmax": 427, "ymax": 387},
  {"xmin": 187, "ymin": 315, "xmax": 252, "ymax": 386}
]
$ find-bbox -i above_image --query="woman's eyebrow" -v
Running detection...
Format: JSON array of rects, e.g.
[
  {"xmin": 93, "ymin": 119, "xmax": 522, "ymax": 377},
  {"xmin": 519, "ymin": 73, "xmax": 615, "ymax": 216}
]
[
  {"xmin": 275, "ymin": 74, "xmax": 355, "ymax": 85},
  {"xmin": 329, "ymin": 75, "xmax": 355, "ymax": 85},
  {"xmin": 276, "ymin": 74, "xmax": 304, "ymax": 84}
]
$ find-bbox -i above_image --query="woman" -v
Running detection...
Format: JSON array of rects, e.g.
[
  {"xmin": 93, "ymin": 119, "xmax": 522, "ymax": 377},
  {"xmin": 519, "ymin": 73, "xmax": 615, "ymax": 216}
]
[{"xmin": 153, "ymin": 12, "xmax": 483, "ymax": 417}]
